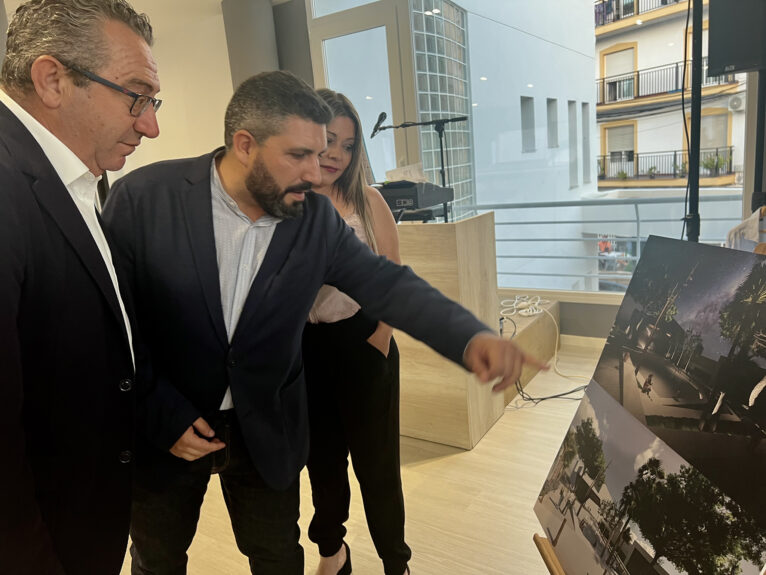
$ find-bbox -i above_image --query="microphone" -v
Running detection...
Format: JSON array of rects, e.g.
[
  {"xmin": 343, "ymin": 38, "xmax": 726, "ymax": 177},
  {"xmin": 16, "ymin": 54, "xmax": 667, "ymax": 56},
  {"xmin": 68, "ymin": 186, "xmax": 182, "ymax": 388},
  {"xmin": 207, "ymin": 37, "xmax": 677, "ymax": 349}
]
[{"xmin": 370, "ymin": 112, "xmax": 387, "ymax": 139}]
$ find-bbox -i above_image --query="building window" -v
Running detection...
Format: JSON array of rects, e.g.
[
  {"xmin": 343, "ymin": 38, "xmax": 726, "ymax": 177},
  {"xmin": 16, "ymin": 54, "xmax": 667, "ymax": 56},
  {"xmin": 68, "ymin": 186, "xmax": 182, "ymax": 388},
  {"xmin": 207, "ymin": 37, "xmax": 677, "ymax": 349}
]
[
  {"xmin": 582, "ymin": 102, "xmax": 591, "ymax": 183},
  {"xmin": 312, "ymin": 0, "xmax": 377, "ymax": 18},
  {"xmin": 605, "ymin": 124, "xmax": 635, "ymax": 178},
  {"xmin": 323, "ymin": 27, "xmax": 396, "ymax": 183},
  {"xmin": 547, "ymin": 98, "xmax": 558, "ymax": 148},
  {"xmin": 701, "ymin": 113, "xmax": 728, "ymax": 150},
  {"xmin": 603, "ymin": 47, "xmax": 635, "ymax": 102},
  {"xmin": 568, "ymin": 100, "xmax": 578, "ymax": 188},
  {"xmin": 521, "ymin": 96, "xmax": 535, "ymax": 153}
]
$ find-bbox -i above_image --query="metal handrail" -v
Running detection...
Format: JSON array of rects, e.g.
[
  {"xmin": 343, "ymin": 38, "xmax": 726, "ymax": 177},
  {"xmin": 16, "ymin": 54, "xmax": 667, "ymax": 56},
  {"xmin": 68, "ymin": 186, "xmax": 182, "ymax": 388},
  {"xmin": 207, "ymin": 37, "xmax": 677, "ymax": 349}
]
[
  {"xmin": 458, "ymin": 192, "xmax": 742, "ymax": 289},
  {"xmin": 595, "ymin": 57, "xmax": 737, "ymax": 104},
  {"xmin": 596, "ymin": 146, "xmax": 734, "ymax": 181},
  {"xmin": 595, "ymin": 0, "xmax": 683, "ymax": 28},
  {"xmin": 461, "ymin": 193, "xmax": 738, "ymax": 211}
]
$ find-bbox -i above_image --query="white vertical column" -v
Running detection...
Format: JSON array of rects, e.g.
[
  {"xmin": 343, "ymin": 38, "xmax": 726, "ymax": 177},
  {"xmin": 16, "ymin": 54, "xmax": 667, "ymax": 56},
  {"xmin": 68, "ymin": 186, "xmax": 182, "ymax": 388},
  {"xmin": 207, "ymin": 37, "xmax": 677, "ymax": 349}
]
[
  {"xmin": 1, "ymin": 0, "xmax": 8, "ymax": 65},
  {"xmin": 221, "ymin": 0, "xmax": 279, "ymax": 90}
]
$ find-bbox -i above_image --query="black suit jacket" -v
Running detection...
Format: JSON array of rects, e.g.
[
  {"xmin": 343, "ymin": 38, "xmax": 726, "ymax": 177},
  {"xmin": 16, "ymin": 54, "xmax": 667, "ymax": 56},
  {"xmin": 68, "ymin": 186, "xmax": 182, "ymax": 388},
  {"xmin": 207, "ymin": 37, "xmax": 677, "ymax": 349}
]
[
  {"xmin": 103, "ymin": 150, "xmax": 488, "ymax": 489},
  {"xmin": 0, "ymin": 102, "xmax": 136, "ymax": 573}
]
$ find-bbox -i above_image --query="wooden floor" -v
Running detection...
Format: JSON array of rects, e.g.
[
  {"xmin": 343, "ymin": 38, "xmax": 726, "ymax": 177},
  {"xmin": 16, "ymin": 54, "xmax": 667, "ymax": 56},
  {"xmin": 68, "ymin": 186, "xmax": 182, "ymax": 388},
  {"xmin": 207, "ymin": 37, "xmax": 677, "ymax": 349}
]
[{"xmin": 120, "ymin": 342, "xmax": 601, "ymax": 575}]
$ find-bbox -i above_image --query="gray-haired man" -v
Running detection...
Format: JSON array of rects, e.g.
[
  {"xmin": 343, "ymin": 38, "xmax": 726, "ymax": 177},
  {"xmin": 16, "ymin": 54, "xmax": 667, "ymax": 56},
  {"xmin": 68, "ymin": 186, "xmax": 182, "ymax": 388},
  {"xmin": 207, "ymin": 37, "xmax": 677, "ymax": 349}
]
[{"xmin": 0, "ymin": 1, "xmax": 161, "ymax": 573}]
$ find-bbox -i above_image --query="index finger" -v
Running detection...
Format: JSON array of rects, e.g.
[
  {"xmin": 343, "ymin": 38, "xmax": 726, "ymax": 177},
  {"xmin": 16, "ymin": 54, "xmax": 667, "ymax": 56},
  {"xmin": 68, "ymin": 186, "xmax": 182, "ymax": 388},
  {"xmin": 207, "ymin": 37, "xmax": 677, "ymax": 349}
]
[{"xmin": 522, "ymin": 351, "xmax": 550, "ymax": 371}]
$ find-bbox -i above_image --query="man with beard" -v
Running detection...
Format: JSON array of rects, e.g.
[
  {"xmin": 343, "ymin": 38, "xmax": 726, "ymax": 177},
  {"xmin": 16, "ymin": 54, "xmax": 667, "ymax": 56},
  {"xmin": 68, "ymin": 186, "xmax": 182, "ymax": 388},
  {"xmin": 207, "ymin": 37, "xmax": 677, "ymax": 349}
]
[{"xmin": 102, "ymin": 71, "xmax": 542, "ymax": 574}]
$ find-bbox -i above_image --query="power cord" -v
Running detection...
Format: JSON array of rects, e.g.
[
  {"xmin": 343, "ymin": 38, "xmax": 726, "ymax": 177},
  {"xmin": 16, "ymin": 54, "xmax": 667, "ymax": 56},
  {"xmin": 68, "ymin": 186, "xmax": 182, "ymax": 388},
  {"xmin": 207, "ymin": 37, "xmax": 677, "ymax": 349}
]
[
  {"xmin": 500, "ymin": 294, "xmax": 593, "ymax": 406},
  {"xmin": 539, "ymin": 306, "xmax": 593, "ymax": 383},
  {"xmin": 500, "ymin": 295, "xmax": 549, "ymax": 317},
  {"xmin": 513, "ymin": 379, "xmax": 587, "ymax": 406},
  {"xmin": 499, "ymin": 315, "xmax": 517, "ymax": 340}
]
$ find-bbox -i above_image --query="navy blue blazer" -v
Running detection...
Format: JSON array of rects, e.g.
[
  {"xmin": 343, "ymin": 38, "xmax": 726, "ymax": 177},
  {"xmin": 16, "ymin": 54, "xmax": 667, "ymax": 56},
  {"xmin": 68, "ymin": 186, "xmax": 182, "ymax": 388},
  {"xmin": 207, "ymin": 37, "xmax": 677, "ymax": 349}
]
[
  {"xmin": 103, "ymin": 149, "xmax": 488, "ymax": 489},
  {"xmin": 0, "ymin": 102, "xmax": 135, "ymax": 574}
]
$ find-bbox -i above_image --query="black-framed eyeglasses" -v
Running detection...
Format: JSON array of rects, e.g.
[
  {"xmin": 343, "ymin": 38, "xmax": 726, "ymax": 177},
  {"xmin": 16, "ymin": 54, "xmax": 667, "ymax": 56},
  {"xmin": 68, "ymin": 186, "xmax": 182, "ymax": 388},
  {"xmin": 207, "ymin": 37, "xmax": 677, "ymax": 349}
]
[{"xmin": 63, "ymin": 62, "xmax": 162, "ymax": 118}]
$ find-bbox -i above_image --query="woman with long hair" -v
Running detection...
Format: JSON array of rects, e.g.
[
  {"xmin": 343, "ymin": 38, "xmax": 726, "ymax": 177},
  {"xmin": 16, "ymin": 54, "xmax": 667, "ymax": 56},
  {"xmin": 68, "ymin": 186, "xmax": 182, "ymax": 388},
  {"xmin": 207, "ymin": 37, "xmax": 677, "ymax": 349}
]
[{"xmin": 303, "ymin": 89, "xmax": 411, "ymax": 575}]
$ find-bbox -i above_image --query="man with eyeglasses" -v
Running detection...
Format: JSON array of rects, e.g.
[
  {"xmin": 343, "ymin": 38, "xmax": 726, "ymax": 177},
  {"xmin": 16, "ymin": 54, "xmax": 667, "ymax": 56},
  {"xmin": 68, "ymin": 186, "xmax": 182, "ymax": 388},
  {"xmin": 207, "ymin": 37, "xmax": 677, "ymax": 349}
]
[{"xmin": 0, "ymin": 1, "xmax": 160, "ymax": 573}]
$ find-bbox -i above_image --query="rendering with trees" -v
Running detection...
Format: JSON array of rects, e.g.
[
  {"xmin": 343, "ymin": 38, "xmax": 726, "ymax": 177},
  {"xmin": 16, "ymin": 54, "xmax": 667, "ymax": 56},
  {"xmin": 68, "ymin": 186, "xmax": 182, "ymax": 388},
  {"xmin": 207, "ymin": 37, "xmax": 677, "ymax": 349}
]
[{"xmin": 534, "ymin": 383, "xmax": 766, "ymax": 575}]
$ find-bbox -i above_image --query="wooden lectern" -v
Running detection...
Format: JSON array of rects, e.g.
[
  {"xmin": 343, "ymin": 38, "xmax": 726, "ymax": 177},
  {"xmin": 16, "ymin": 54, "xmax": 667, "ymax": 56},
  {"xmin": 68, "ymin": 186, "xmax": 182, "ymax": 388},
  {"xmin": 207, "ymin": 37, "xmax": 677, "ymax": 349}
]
[{"xmin": 395, "ymin": 212, "xmax": 504, "ymax": 449}]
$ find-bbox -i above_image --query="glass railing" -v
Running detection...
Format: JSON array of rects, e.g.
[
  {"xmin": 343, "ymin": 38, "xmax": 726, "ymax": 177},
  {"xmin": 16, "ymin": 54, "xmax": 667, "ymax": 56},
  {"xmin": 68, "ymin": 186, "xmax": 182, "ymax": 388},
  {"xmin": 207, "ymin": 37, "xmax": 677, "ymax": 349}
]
[{"xmin": 460, "ymin": 191, "xmax": 742, "ymax": 292}]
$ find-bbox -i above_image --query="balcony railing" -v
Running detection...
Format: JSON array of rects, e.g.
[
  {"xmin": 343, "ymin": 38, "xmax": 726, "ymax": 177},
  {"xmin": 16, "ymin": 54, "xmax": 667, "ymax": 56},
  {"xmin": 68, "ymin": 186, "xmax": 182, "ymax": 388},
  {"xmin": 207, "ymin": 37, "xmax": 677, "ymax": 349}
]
[
  {"xmin": 595, "ymin": 0, "xmax": 683, "ymax": 28},
  {"xmin": 596, "ymin": 58, "xmax": 737, "ymax": 105},
  {"xmin": 597, "ymin": 146, "xmax": 734, "ymax": 181},
  {"xmin": 460, "ymin": 192, "xmax": 742, "ymax": 291}
]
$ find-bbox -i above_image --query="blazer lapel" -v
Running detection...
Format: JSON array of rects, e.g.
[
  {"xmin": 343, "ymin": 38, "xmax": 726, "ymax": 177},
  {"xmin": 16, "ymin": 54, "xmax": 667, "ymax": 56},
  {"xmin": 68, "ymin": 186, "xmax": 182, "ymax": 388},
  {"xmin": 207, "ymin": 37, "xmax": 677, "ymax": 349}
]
[
  {"xmin": 0, "ymin": 103, "xmax": 131, "ymax": 351},
  {"xmin": 180, "ymin": 156, "xmax": 229, "ymax": 350},
  {"xmin": 33, "ymin": 176, "xmax": 129, "ymax": 340},
  {"xmin": 232, "ymin": 215, "xmax": 303, "ymax": 342}
]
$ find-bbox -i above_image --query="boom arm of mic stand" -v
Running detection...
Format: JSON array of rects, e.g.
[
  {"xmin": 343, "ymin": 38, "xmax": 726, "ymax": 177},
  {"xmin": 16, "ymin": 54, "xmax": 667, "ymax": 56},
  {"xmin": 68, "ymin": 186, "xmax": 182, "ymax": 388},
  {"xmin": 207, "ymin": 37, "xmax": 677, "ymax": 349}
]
[{"xmin": 374, "ymin": 116, "xmax": 468, "ymax": 223}]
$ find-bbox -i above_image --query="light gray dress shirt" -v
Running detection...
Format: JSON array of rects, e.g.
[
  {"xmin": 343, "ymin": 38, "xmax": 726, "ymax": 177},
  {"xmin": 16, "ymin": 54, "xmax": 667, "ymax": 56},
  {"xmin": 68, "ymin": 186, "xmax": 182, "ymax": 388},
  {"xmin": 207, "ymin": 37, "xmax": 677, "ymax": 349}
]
[{"xmin": 210, "ymin": 157, "xmax": 281, "ymax": 409}]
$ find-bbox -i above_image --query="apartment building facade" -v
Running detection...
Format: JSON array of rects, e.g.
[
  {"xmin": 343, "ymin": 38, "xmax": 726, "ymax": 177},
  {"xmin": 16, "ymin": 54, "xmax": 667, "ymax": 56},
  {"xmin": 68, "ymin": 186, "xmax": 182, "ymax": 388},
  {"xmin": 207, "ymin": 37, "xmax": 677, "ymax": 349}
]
[{"xmin": 594, "ymin": 0, "xmax": 746, "ymax": 189}]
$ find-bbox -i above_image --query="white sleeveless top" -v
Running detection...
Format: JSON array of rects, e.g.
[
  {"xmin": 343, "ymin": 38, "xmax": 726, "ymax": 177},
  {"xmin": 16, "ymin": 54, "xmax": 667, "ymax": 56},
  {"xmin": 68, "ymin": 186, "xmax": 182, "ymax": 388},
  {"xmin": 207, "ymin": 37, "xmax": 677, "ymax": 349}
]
[{"xmin": 308, "ymin": 213, "xmax": 372, "ymax": 324}]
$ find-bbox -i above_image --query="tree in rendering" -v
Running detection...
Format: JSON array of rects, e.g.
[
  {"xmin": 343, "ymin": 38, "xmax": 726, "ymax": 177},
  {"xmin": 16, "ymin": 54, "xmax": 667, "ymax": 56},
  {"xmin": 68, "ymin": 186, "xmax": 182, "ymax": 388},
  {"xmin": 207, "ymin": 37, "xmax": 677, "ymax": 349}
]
[
  {"xmin": 574, "ymin": 418, "xmax": 606, "ymax": 491},
  {"xmin": 720, "ymin": 259, "xmax": 766, "ymax": 363},
  {"xmin": 621, "ymin": 457, "xmax": 766, "ymax": 574}
]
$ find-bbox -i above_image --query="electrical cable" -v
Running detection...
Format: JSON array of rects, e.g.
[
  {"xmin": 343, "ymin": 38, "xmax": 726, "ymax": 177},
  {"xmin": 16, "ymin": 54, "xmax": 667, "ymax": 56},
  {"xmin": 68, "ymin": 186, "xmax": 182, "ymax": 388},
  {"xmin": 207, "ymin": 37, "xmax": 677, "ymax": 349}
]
[
  {"xmin": 500, "ymin": 295, "xmax": 593, "ymax": 407},
  {"xmin": 513, "ymin": 379, "xmax": 588, "ymax": 406},
  {"xmin": 597, "ymin": 84, "xmax": 745, "ymax": 122},
  {"xmin": 499, "ymin": 315, "xmax": 517, "ymax": 340},
  {"xmin": 539, "ymin": 306, "xmax": 594, "ymax": 383}
]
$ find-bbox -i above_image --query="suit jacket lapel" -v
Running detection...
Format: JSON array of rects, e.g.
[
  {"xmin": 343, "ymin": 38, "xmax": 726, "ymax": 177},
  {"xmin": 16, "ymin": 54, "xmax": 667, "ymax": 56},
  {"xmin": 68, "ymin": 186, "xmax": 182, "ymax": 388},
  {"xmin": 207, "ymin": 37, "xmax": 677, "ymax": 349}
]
[
  {"xmin": 232, "ymin": 215, "xmax": 303, "ymax": 342},
  {"xmin": 180, "ymin": 154, "xmax": 229, "ymax": 350},
  {"xmin": 0, "ymin": 103, "xmax": 131, "ymax": 353}
]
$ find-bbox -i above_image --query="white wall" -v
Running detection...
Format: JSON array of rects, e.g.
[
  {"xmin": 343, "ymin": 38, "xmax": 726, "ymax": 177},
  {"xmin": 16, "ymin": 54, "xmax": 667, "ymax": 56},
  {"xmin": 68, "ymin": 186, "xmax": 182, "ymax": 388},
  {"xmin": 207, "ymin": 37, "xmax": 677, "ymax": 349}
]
[
  {"xmin": 4, "ymin": 0, "xmax": 234, "ymax": 176},
  {"xmin": 635, "ymin": 110, "xmax": 686, "ymax": 153},
  {"xmin": 458, "ymin": 0, "xmax": 600, "ymax": 289},
  {"xmin": 597, "ymin": 15, "xmax": 690, "ymax": 74},
  {"xmin": 0, "ymin": 0, "xmax": 7, "ymax": 63}
]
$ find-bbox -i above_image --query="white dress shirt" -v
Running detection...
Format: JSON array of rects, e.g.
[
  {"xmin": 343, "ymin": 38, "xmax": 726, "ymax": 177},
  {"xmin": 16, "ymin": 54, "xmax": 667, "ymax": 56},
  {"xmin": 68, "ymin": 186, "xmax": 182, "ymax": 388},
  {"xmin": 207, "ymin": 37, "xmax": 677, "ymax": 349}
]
[
  {"xmin": 0, "ymin": 89, "xmax": 134, "ymax": 367},
  {"xmin": 210, "ymin": 157, "xmax": 281, "ymax": 409}
]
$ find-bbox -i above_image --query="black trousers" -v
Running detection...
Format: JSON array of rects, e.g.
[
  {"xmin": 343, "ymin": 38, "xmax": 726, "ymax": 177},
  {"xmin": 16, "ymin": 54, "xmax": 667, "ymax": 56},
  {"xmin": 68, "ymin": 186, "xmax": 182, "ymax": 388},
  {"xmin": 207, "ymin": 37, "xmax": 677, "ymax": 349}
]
[
  {"xmin": 129, "ymin": 411, "xmax": 303, "ymax": 575},
  {"xmin": 303, "ymin": 312, "xmax": 411, "ymax": 575}
]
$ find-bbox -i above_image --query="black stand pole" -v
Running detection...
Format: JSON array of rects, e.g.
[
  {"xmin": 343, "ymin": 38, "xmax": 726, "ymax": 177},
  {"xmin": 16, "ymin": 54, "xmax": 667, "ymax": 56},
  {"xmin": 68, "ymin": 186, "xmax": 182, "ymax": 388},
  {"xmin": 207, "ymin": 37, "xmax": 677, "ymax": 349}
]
[
  {"xmin": 685, "ymin": 0, "xmax": 703, "ymax": 242},
  {"xmin": 752, "ymin": 71, "xmax": 766, "ymax": 213},
  {"xmin": 434, "ymin": 120, "xmax": 449, "ymax": 220},
  {"xmin": 375, "ymin": 115, "xmax": 467, "ymax": 223}
]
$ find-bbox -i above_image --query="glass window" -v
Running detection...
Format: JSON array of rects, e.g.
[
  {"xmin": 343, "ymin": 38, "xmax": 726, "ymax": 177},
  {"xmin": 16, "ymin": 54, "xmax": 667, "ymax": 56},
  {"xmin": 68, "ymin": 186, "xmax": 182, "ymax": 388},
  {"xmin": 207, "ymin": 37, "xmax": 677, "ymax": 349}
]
[
  {"xmin": 309, "ymin": 0, "xmax": 748, "ymax": 292},
  {"xmin": 521, "ymin": 96, "xmax": 536, "ymax": 153},
  {"xmin": 312, "ymin": 0, "xmax": 378, "ymax": 19},
  {"xmin": 582, "ymin": 102, "xmax": 591, "ymax": 183},
  {"xmin": 701, "ymin": 113, "xmax": 729, "ymax": 150},
  {"xmin": 606, "ymin": 124, "xmax": 634, "ymax": 153},
  {"xmin": 547, "ymin": 98, "xmax": 558, "ymax": 148},
  {"xmin": 323, "ymin": 27, "xmax": 396, "ymax": 183},
  {"xmin": 568, "ymin": 100, "xmax": 578, "ymax": 188}
]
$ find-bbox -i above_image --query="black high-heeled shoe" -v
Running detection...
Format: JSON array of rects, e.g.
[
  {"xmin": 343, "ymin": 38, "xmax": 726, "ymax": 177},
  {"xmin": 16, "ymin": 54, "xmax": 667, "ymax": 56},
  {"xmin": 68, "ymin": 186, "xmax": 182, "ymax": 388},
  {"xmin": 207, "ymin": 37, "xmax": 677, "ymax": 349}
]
[{"xmin": 338, "ymin": 541, "xmax": 352, "ymax": 575}]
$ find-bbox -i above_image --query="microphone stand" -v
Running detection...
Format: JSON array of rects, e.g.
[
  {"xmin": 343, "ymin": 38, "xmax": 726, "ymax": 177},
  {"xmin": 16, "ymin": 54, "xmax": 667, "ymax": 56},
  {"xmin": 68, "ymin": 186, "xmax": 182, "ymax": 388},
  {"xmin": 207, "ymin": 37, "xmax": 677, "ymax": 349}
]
[{"xmin": 376, "ymin": 115, "xmax": 468, "ymax": 222}]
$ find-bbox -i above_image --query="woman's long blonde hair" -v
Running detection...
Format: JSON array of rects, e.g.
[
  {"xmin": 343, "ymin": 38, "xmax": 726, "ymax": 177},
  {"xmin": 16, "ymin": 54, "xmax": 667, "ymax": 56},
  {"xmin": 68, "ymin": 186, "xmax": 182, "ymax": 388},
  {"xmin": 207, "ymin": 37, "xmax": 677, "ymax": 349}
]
[{"xmin": 317, "ymin": 88, "xmax": 378, "ymax": 254}]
